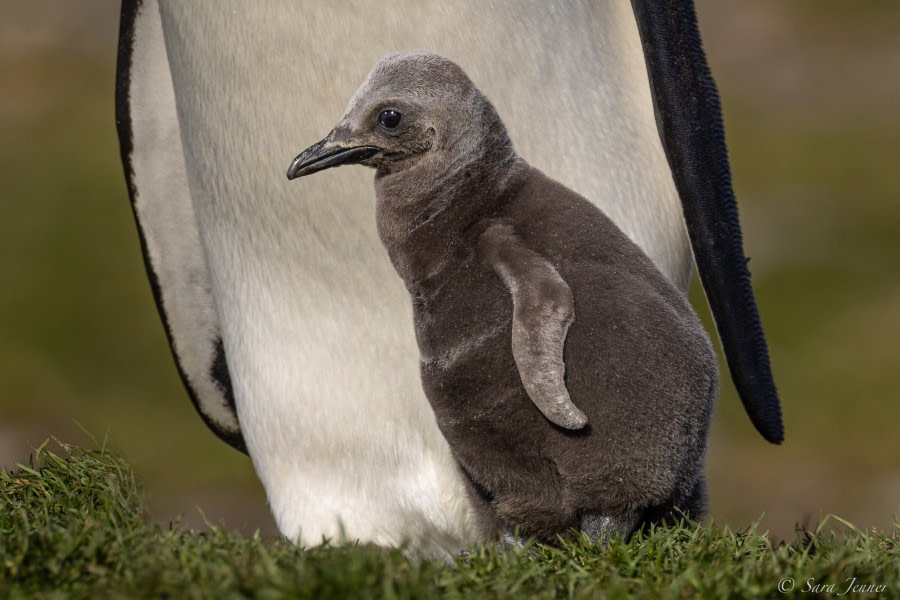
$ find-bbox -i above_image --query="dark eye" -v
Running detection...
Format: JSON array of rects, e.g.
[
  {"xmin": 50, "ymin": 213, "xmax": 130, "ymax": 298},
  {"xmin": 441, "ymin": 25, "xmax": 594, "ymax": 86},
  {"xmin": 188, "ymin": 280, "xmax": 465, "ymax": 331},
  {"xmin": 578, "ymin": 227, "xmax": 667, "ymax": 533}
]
[{"xmin": 378, "ymin": 109, "xmax": 402, "ymax": 129}]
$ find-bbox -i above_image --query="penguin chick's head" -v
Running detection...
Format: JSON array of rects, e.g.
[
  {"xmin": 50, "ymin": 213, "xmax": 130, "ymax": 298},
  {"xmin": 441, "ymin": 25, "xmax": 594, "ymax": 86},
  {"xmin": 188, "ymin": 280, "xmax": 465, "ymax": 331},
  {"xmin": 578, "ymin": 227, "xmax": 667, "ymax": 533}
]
[{"xmin": 287, "ymin": 51, "xmax": 512, "ymax": 180}]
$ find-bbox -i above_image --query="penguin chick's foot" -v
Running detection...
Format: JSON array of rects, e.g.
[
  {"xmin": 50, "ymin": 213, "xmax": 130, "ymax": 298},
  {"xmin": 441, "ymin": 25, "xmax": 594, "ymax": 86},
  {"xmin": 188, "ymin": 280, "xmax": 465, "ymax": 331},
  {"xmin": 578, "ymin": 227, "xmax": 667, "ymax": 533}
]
[
  {"xmin": 580, "ymin": 510, "xmax": 642, "ymax": 543},
  {"xmin": 501, "ymin": 529, "xmax": 526, "ymax": 548}
]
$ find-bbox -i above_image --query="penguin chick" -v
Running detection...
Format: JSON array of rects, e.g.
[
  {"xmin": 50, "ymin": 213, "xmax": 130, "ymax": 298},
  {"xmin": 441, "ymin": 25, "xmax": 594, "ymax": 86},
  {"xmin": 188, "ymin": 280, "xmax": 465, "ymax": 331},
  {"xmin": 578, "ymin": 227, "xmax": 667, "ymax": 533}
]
[{"xmin": 287, "ymin": 51, "xmax": 718, "ymax": 543}]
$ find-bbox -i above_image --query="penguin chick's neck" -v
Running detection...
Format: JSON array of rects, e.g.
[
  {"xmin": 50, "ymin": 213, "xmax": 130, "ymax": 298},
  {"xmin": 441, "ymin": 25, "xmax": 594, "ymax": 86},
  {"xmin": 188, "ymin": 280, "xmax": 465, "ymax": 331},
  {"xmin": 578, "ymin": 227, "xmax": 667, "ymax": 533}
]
[{"xmin": 373, "ymin": 106, "xmax": 529, "ymax": 287}]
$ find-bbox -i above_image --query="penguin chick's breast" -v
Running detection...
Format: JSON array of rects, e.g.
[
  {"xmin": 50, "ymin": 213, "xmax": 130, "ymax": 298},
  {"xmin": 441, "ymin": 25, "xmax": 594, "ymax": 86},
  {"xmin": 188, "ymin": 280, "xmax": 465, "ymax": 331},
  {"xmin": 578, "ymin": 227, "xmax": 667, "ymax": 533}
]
[{"xmin": 391, "ymin": 167, "xmax": 718, "ymax": 541}]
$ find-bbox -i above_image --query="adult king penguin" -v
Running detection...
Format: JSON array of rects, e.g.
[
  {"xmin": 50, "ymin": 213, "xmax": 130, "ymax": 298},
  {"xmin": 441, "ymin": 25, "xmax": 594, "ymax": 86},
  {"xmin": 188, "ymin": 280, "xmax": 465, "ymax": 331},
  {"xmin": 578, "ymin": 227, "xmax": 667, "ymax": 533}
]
[{"xmin": 116, "ymin": 1, "xmax": 782, "ymax": 557}]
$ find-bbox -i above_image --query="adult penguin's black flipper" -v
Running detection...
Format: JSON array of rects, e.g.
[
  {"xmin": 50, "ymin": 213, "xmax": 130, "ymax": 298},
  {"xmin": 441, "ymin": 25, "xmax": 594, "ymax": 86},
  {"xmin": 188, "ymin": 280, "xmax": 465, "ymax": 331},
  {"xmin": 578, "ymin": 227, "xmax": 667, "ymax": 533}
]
[
  {"xmin": 630, "ymin": 0, "xmax": 784, "ymax": 443},
  {"xmin": 116, "ymin": 0, "xmax": 246, "ymax": 452}
]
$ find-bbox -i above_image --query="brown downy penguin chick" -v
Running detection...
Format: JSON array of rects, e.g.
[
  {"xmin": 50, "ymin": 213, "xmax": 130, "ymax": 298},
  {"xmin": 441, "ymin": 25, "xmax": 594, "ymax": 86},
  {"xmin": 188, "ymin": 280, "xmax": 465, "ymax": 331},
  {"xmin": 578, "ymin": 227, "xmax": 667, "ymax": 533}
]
[{"xmin": 287, "ymin": 51, "xmax": 718, "ymax": 543}]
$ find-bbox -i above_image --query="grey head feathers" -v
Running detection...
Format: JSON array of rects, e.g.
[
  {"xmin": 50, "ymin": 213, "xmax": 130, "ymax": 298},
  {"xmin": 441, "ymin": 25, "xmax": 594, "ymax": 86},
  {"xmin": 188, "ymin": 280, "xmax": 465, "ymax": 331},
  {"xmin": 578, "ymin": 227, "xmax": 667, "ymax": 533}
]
[{"xmin": 288, "ymin": 51, "xmax": 513, "ymax": 186}]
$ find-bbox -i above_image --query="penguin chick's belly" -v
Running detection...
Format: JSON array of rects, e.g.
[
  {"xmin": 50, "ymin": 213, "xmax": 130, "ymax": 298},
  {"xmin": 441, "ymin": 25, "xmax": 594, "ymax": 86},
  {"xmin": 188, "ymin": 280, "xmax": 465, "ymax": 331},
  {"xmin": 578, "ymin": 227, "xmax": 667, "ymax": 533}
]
[{"xmin": 413, "ymin": 249, "xmax": 716, "ymax": 537}]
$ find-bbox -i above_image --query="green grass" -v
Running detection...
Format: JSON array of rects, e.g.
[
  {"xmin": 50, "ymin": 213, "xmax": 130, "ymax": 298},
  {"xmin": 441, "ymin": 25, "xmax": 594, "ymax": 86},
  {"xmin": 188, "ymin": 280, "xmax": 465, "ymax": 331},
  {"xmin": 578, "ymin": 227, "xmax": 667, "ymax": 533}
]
[{"xmin": 2, "ymin": 442, "xmax": 896, "ymax": 599}]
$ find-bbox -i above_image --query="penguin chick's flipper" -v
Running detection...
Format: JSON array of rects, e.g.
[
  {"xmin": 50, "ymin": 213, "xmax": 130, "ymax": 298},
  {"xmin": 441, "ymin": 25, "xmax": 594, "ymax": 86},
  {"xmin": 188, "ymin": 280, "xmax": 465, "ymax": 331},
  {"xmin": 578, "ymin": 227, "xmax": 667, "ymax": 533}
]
[{"xmin": 478, "ymin": 222, "xmax": 588, "ymax": 430}]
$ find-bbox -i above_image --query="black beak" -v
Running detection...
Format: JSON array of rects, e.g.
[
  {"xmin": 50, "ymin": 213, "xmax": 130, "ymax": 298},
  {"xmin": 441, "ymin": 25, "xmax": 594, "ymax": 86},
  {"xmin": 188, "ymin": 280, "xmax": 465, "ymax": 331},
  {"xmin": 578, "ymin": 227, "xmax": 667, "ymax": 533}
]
[{"xmin": 286, "ymin": 138, "xmax": 381, "ymax": 180}]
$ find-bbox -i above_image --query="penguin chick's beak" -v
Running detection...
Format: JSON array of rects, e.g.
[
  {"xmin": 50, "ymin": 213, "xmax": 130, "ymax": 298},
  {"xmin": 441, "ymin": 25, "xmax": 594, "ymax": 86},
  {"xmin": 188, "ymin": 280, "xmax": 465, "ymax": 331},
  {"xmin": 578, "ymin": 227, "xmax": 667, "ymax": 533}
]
[{"xmin": 286, "ymin": 138, "xmax": 381, "ymax": 180}]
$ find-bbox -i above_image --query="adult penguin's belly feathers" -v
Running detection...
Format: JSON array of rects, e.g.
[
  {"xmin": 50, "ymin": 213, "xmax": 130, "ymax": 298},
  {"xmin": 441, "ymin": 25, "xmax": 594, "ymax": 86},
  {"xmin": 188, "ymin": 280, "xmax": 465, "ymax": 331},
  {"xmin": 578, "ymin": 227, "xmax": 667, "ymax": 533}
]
[{"xmin": 120, "ymin": 0, "xmax": 691, "ymax": 557}]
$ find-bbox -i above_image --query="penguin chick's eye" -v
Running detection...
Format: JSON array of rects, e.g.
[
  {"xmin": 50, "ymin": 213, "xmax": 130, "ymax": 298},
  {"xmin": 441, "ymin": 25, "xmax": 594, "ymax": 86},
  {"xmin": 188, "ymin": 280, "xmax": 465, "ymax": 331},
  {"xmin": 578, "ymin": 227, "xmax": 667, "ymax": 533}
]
[{"xmin": 378, "ymin": 109, "xmax": 402, "ymax": 129}]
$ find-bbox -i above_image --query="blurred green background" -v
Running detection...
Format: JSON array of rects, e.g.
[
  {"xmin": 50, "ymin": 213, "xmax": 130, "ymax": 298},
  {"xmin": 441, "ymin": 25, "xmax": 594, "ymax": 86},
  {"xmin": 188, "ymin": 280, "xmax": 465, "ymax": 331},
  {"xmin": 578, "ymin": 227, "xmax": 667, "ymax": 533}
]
[{"xmin": 2, "ymin": 1, "xmax": 897, "ymax": 540}]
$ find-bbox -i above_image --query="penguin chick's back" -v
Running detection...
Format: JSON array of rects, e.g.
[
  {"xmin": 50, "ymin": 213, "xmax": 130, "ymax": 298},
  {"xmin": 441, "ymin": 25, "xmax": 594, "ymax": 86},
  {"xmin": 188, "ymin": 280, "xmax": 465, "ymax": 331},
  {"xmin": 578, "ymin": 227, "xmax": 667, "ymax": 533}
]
[{"xmin": 409, "ymin": 168, "xmax": 718, "ymax": 540}]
